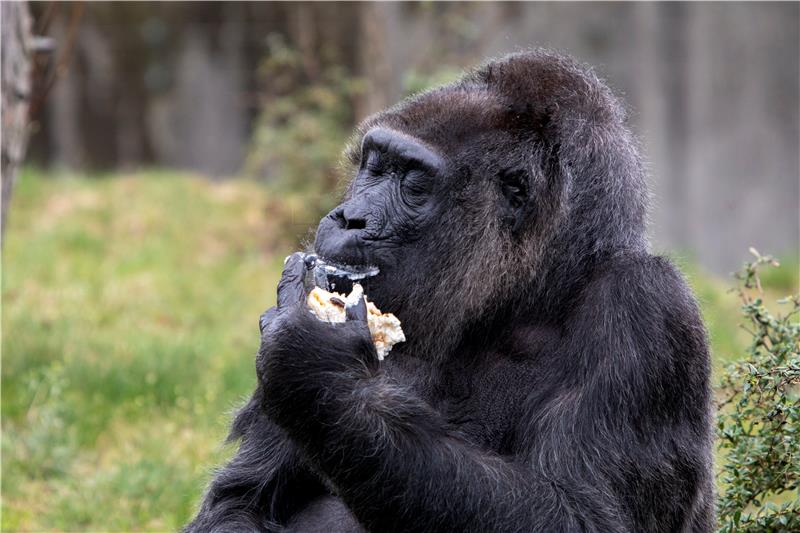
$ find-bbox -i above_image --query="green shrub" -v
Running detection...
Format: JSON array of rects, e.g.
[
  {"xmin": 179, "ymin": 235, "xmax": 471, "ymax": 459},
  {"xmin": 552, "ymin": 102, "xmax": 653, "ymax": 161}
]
[{"xmin": 716, "ymin": 249, "xmax": 800, "ymax": 531}]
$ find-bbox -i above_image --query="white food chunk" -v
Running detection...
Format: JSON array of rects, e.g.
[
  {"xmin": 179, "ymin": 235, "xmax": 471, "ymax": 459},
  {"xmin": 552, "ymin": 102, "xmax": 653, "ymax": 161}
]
[{"xmin": 306, "ymin": 283, "xmax": 406, "ymax": 360}]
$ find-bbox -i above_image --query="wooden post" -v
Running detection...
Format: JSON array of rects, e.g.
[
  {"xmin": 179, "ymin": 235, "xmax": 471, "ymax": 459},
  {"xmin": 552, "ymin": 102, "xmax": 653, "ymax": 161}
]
[{"xmin": 1, "ymin": 1, "xmax": 33, "ymax": 244}]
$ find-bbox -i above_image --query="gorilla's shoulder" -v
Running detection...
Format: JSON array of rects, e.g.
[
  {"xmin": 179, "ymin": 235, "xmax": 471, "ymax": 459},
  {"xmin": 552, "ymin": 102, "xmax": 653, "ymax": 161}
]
[
  {"xmin": 583, "ymin": 252, "xmax": 704, "ymax": 327},
  {"xmin": 558, "ymin": 252, "xmax": 710, "ymax": 388}
]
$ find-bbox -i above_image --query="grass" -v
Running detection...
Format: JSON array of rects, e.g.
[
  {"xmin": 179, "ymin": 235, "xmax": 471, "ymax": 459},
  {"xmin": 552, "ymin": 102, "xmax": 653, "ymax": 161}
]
[
  {"xmin": 2, "ymin": 170, "xmax": 287, "ymax": 531},
  {"xmin": 2, "ymin": 169, "xmax": 797, "ymax": 531}
]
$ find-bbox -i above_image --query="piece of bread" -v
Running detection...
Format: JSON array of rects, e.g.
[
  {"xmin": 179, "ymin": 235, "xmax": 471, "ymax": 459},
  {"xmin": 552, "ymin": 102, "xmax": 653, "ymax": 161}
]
[{"xmin": 306, "ymin": 283, "xmax": 405, "ymax": 360}]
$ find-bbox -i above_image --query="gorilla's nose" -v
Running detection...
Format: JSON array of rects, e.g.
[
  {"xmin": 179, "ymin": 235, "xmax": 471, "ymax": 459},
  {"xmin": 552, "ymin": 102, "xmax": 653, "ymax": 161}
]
[
  {"xmin": 314, "ymin": 203, "xmax": 377, "ymax": 265},
  {"xmin": 335, "ymin": 207, "xmax": 367, "ymax": 231}
]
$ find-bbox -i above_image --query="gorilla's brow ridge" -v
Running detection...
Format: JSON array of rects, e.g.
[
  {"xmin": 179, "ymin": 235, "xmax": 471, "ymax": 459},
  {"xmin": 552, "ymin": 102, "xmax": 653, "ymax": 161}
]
[{"xmin": 359, "ymin": 128, "xmax": 445, "ymax": 174}]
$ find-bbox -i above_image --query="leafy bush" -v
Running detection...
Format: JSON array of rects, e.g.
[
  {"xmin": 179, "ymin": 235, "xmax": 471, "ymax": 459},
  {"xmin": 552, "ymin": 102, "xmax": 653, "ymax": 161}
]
[{"xmin": 716, "ymin": 249, "xmax": 800, "ymax": 531}]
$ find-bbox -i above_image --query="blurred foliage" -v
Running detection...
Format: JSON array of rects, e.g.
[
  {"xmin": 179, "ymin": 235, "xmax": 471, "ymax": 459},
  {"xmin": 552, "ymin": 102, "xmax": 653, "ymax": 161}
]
[
  {"xmin": 243, "ymin": 35, "xmax": 366, "ymax": 246},
  {"xmin": 1, "ymin": 170, "xmax": 798, "ymax": 530},
  {"xmin": 401, "ymin": 66, "xmax": 464, "ymax": 97},
  {"xmin": 675, "ymin": 255, "xmax": 797, "ymax": 376},
  {"xmin": 243, "ymin": 44, "xmax": 468, "ymax": 248},
  {"xmin": 716, "ymin": 250, "xmax": 800, "ymax": 532}
]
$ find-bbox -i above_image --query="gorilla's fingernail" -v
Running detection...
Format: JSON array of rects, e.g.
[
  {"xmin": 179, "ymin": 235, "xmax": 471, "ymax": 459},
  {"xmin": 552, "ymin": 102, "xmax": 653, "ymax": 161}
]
[
  {"xmin": 303, "ymin": 254, "xmax": 318, "ymax": 269},
  {"xmin": 345, "ymin": 296, "xmax": 368, "ymax": 322}
]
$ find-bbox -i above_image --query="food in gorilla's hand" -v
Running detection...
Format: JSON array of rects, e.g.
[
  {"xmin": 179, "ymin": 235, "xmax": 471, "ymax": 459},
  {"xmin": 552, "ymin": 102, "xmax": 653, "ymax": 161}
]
[{"xmin": 307, "ymin": 283, "xmax": 405, "ymax": 360}]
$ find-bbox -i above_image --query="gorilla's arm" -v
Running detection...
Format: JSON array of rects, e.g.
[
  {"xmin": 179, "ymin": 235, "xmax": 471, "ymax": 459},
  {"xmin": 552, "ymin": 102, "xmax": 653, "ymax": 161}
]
[
  {"xmin": 184, "ymin": 385, "xmax": 326, "ymax": 532},
  {"xmin": 264, "ymin": 325, "xmax": 627, "ymax": 533},
  {"xmin": 261, "ymin": 256, "xmax": 713, "ymax": 533}
]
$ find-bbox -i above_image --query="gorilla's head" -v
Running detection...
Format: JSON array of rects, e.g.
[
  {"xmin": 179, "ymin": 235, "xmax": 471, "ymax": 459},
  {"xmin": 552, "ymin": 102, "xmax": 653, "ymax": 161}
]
[{"xmin": 314, "ymin": 50, "xmax": 649, "ymax": 359}]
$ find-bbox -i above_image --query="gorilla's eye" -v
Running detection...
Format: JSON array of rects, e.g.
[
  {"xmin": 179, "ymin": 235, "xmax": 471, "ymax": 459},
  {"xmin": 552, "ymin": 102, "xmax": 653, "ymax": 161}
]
[
  {"xmin": 503, "ymin": 184, "xmax": 524, "ymax": 207},
  {"xmin": 397, "ymin": 170, "xmax": 432, "ymax": 208},
  {"xmin": 362, "ymin": 150, "xmax": 402, "ymax": 180},
  {"xmin": 364, "ymin": 151, "xmax": 382, "ymax": 173},
  {"xmin": 403, "ymin": 175, "xmax": 427, "ymax": 195}
]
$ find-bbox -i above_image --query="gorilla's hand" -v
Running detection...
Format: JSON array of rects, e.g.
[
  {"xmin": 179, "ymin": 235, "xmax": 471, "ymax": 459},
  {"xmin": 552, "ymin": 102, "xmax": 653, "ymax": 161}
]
[{"xmin": 257, "ymin": 253, "xmax": 380, "ymax": 433}]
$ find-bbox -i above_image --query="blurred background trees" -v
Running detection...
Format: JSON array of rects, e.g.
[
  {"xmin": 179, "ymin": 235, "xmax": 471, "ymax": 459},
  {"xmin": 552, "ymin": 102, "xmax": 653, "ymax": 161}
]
[
  {"xmin": 23, "ymin": 1, "xmax": 799, "ymax": 272},
  {"xmin": 2, "ymin": 2, "xmax": 798, "ymax": 531}
]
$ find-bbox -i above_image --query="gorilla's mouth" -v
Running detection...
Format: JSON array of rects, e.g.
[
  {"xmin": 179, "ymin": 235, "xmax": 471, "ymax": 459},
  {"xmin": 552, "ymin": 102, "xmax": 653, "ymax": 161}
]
[{"xmin": 309, "ymin": 255, "xmax": 380, "ymax": 294}]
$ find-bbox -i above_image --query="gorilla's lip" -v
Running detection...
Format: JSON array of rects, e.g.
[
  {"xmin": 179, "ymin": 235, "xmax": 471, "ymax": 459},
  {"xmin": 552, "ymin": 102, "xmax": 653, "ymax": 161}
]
[
  {"xmin": 311, "ymin": 255, "xmax": 380, "ymax": 292},
  {"xmin": 317, "ymin": 259, "xmax": 380, "ymax": 279}
]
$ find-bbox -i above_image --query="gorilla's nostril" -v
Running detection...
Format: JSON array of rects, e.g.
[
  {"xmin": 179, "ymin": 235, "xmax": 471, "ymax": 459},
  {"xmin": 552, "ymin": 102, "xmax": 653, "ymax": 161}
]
[
  {"xmin": 332, "ymin": 209, "xmax": 348, "ymax": 229},
  {"xmin": 345, "ymin": 218, "xmax": 367, "ymax": 231},
  {"xmin": 333, "ymin": 208, "xmax": 367, "ymax": 231}
]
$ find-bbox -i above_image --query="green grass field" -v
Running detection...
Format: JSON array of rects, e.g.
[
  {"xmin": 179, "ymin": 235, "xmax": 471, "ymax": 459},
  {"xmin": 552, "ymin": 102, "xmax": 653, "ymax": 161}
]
[{"xmin": 2, "ymin": 170, "xmax": 796, "ymax": 531}]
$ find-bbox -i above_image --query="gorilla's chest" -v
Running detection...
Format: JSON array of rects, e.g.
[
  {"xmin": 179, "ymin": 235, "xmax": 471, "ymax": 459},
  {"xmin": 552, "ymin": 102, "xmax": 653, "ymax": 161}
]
[
  {"xmin": 385, "ymin": 353, "xmax": 541, "ymax": 454},
  {"xmin": 447, "ymin": 359, "xmax": 540, "ymax": 452}
]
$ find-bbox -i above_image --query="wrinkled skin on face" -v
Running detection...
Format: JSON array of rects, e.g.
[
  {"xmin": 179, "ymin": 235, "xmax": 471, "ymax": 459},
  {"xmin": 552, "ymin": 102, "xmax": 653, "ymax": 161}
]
[
  {"xmin": 313, "ymin": 120, "xmax": 559, "ymax": 358},
  {"xmin": 185, "ymin": 50, "xmax": 715, "ymax": 533},
  {"xmin": 313, "ymin": 128, "xmax": 454, "ymax": 354},
  {"xmin": 315, "ymin": 127, "xmax": 447, "ymax": 267}
]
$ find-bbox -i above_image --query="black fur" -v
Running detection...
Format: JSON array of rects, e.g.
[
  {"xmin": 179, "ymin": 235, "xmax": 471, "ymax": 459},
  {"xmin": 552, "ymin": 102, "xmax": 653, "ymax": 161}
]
[{"xmin": 185, "ymin": 50, "xmax": 715, "ymax": 533}]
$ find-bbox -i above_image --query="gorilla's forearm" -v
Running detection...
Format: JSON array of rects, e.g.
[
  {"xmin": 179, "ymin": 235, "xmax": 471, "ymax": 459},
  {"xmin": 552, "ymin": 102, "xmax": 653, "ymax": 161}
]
[
  {"xmin": 185, "ymin": 388, "xmax": 325, "ymax": 532},
  {"xmin": 267, "ymin": 366, "xmax": 626, "ymax": 533}
]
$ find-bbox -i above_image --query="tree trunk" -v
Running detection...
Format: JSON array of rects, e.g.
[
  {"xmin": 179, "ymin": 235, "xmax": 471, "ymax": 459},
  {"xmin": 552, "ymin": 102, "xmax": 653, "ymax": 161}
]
[{"xmin": 1, "ymin": 1, "xmax": 33, "ymax": 244}]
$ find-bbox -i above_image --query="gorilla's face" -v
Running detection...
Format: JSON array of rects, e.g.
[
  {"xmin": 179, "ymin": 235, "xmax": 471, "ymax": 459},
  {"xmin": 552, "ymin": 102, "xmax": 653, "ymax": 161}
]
[
  {"xmin": 313, "ymin": 128, "xmax": 449, "ymax": 301},
  {"xmin": 315, "ymin": 128, "xmax": 445, "ymax": 265},
  {"xmin": 308, "ymin": 52, "xmax": 648, "ymax": 358},
  {"xmin": 313, "ymin": 116, "xmax": 537, "ymax": 358}
]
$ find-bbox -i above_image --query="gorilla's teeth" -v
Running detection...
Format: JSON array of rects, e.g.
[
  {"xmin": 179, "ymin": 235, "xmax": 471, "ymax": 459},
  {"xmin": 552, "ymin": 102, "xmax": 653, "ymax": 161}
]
[
  {"xmin": 324, "ymin": 265, "xmax": 379, "ymax": 280},
  {"xmin": 316, "ymin": 261, "xmax": 380, "ymax": 280},
  {"xmin": 306, "ymin": 256, "xmax": 379, "ymax": 292}
]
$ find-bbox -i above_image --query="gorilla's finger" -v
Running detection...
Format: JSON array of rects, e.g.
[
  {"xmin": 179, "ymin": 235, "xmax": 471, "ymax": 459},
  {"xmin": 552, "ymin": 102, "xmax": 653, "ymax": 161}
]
[
  {"xmin": 277, "ymin": 252, "xmax": 308, "ymax": 308},
  {"xmin": 259, "ymin": 306, "xmax": 279, "ymax": 334},
  {"xmin": 345, "ymin": 296, "xmax": 368, "ymax": 323},
  {"xmin": 303, "ymin": 253, "xmax": 318, "ymax": 270}
]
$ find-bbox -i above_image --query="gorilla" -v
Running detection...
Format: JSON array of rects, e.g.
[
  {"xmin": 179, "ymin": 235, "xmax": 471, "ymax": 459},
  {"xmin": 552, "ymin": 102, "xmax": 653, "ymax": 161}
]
[{"xmin": 186, "ymin": 50, "xmax": 715, "ymax": 532}]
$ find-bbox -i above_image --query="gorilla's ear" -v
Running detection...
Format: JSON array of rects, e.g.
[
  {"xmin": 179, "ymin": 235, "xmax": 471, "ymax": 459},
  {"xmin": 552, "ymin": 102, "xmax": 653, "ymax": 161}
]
[{"xmin": 498, "ymin": 168, "xmax": 532, "ymax": 233}]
